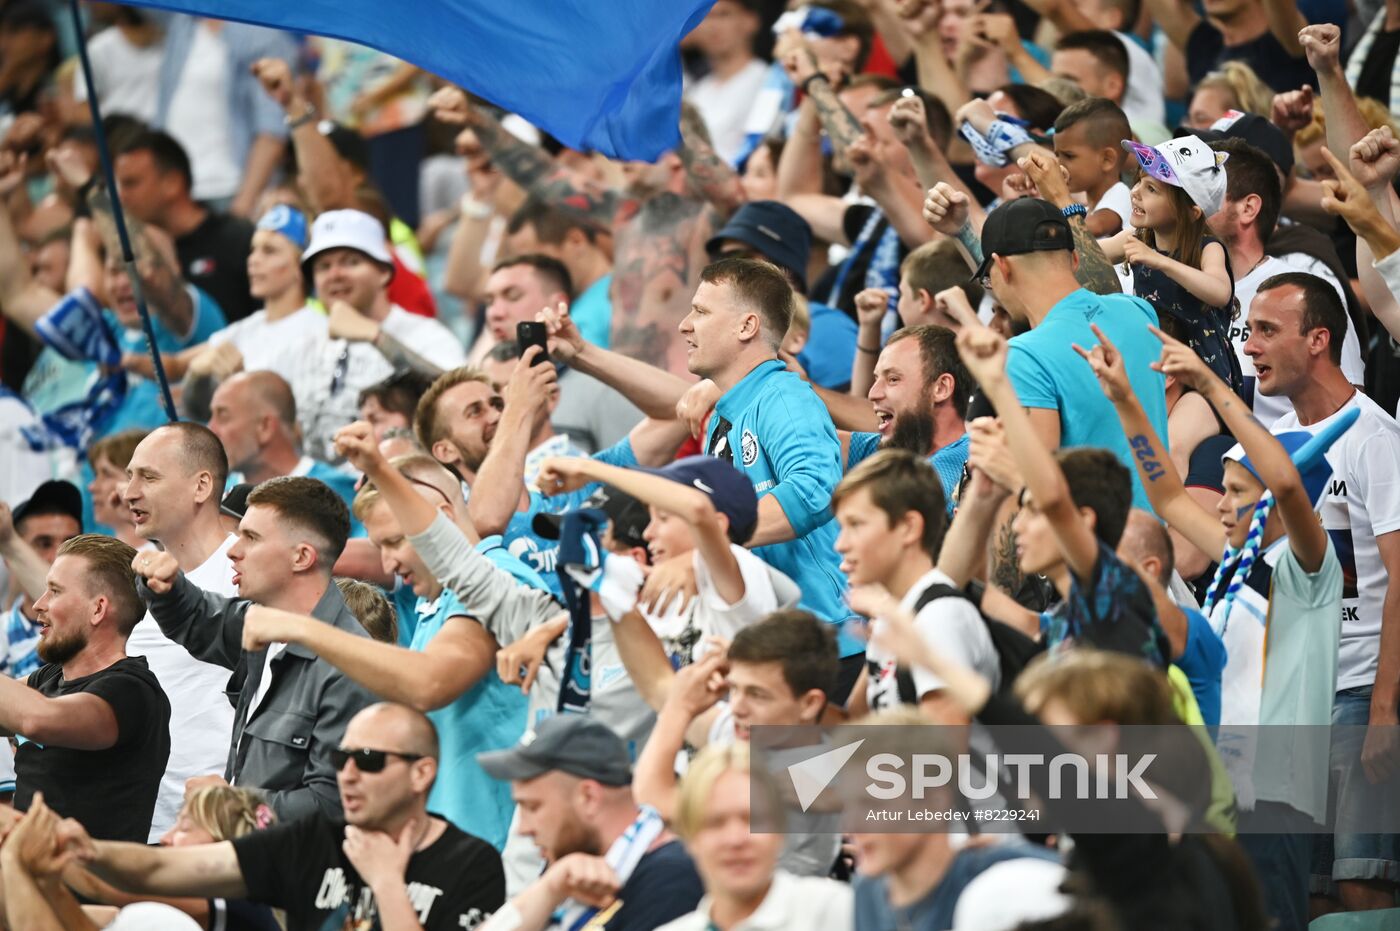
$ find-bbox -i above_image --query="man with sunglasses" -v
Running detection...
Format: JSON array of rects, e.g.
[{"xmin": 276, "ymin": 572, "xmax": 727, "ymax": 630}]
[
  {"xmin": 66, "ymin": 702, "xmax": 506, "ymax": 931},
  {"xmin": 133, "ymin": 475, "xmax": 375, "ymax": 822}
]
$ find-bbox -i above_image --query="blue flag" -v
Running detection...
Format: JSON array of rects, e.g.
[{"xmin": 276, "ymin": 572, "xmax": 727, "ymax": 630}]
[{"xmin": 120, "ymin": 0, "xmax": 717, "ymax": 159}]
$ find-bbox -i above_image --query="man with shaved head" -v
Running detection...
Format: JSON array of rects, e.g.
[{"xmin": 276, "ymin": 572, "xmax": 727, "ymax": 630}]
[
  {"xmin": 121, "ymin": 422, "xmax": 240, "ymax": 841},
  {"xmin": 67, "ymin": 702, "xmax": 505, "ymax": 931},
  {"xmin": 1117, "ymin": 509, "xmax": 1226, "ymax": 726},
  {"xmin": 207, "ymin": 370, "xmax": 359, "ymax": 523}
]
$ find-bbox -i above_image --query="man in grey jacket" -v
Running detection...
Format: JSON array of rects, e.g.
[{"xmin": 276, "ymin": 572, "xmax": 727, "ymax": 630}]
[{"xmin": 132, "ymin": 476, "xmax": 375, "ymax": 821}]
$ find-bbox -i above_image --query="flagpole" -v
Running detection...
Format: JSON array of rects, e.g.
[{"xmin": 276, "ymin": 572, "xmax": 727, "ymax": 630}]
[{"xmin": 67, "ymin": 0, "xmax": 179, "ymax": 424}]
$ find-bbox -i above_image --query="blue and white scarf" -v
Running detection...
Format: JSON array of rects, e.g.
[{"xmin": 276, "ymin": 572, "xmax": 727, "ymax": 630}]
[{"xmin": 554, "ymin": 806, "xmax": 665, "ymax": 931}]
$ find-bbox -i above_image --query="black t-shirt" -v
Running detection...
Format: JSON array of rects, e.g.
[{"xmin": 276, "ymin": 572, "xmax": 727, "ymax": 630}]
[
  {"xmin": 233, "ymin": 814, "xmax": 504, "ymax": 931},
  {"xmin": 13, "ymin": 656, "xmax": 170, "ymax": 843},
  {"xmin": 1356, "ymin": 29, "xmax": 1400, "ymax": 105},
  {"xmin": 178, "ymin": 211, "xmax": 256, "ymax": 322},
  {"xmin": 590, "ymin": 839, "xmax": 704, "ymax": 930},
  {"xmin": 1186, "ymin": 21, "xmax": 1314, "ymax": 92}
]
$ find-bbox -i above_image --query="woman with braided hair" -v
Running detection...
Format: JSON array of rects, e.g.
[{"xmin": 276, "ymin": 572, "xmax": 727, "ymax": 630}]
[{"xmin": 1077, "ymin": 319, "xmax": 1349, "ymax": 931}]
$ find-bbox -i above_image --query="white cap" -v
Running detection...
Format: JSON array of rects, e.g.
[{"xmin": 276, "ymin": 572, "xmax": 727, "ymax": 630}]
[
  {"xmin": 105, "ymin": 902, "xmax": 204, "ymax": 930},
  {"xmin": 1123, "ymin": 137, "xmax": 1230, "ymax": 217},
  {"xmin": 301, "ymin": 209, "xmax": 394, "ymax": 273},
  {"xmin": 952, "ymin": 857, "xmax": 1071, "ymax": 930}
]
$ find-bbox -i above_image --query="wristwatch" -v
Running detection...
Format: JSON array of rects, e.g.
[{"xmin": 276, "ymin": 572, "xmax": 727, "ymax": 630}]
[
  {"xmin": 1061, "ymin": 203, "xmax": 1088, "ymax": 220},
  {"xmin": 285, "ymin": 103, "xmax": 317, "ymax": 130}
]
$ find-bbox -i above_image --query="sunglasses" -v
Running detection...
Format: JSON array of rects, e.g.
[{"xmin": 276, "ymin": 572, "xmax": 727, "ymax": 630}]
[{"xmin": 331, "ymin": 746, "xmax": 423, "ymax": 773}]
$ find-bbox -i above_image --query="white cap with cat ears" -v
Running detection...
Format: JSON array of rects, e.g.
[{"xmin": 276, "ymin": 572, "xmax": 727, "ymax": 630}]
[{"xmin": 1122, "ymin": 138, "xmax": 1230, "ymax": 217}]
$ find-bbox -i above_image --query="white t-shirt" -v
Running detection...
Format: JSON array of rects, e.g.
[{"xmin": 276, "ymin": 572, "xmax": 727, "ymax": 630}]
[
  {"xmin": 646, "ymin": 546, "xmax": 799, "ymax": 665},
  {"xmin": 72, "ymin": 26, "xmax": 163, "ymax": 123},
  {"xmin": 208, "ymin": 305, "xmax": 327, "ymax": 376},
  {"xmin": 685, "ymin": 59, "xmax": 770, "ymax": 164},
  {"xmin": 1274, "ymin": 391, "xmax": 1400, "ymax": 690},
  {"xmin": 287, "ymin": 305, "xmax": 467, "ymax": 463},
  {"xmin": 127, "ymin": 534, "xmax": 239, "ymax": 842},
  {"xmin": 1230, "ymin": 256, "xmax": 1364, "ymax": 427},
  {"xmin": 657, "ymin": 872, "xmax": 853, "ymax": 931},
  {"xmin": 164, "ymin": 22, "xmax": 241, "ymax": 201},
  {"xmin": 1117, "ymin": 31, "xmax": 1167, "ymax": 126},
  {"xmin": 865, "ymin": 569, "xmax": 1000, "ymax": 710},
  {"xmin": 1092, "ymin": 181, "xmax": 1133, "ymax": 231}
]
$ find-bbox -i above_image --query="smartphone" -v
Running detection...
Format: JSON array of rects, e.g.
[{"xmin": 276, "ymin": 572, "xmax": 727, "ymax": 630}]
[{"xmin": 516, "ymin": 321, "xmax": 550, "ymax": 366}]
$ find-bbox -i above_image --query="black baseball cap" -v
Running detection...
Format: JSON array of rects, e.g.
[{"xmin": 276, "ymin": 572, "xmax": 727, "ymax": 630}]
[
  {"xmin": 220, "ymin": 483, "xmax": 255, "ymax": 521},
  {"xmin": 12, "ymin": 480, "xmax": 83, "ymax": 529},
  {"xmin": 1176, "ymin": 111, "xmax": 1294, "ymax": 176},
  {"xmin": 477, "ymin": 714, "xmax": 632, "ymax": 785},
  {"xmin": 533, "ymin": 484, "xmax": 650, "ymax": 550},
  {"xmin": 971, "ymin": 198, "xmax": 1073, "ymax": 281}
]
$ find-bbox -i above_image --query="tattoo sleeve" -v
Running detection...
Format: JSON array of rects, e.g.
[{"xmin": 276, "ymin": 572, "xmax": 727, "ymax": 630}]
[
  {"xmin": 807, "ymin": 80, "xmax": 866, "ymax": 160},
  {"xmin": 1068, "ymin": 215, "xmax": 1122, "ymax": 295},
  {"xmin": 679, "ymin": 107, "xmax": 745, "ymax": 216},
  {"xmin": 471, "ymin": 115, "xmax": 619, "ymax": 231},
  {"xmin": 955, "ymin": 220, "xmax": 984, "ymax": 267}
]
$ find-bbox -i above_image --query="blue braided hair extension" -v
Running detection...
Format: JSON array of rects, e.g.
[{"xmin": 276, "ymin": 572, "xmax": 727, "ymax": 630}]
[{"xmin": 1202, "ymin": 492, "xmax": 1274, "ymax": 631}]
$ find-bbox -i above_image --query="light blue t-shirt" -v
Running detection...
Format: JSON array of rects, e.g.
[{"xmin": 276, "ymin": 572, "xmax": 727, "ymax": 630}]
[
  {"xmin": 393, "ymin": 535, "xmax": 554, "ymax": 647},
  {"xmin": 571, "ymin": 273, "xmax": 613, "ymax": 350},
  {"xmin": 504, "ymin": 437, "xmax": 637, "ymax": 598},
  {"xmin": 847, "ymin": 432, "xmax": 969, "ymax": 518},
  {"xmin": 796, "ymin": 301, "xmax": 857, "ymax": 391},
  {"xmin": 1179, "ymin": 607, "xmax": 1226, "ymax": 729},
  {"xmin": 403, "ymin": 588, "xmax": 526, "ymax": 850},
  {"xmin": 1006, "ymin": 289, "xmax": 1169, "ymax": 512},
  {"xmin": 706, "ymin": 360, "xmax": 859, "ymax": 656}
]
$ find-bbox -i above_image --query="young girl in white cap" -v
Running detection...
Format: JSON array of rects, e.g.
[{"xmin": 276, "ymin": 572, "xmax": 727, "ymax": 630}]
[{"xmin": 1101, "ymin": 138, "xmax": 1242, "ymax": 395}]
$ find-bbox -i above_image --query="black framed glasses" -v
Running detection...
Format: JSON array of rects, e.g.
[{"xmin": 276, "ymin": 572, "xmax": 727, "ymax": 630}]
[{"xmin": 331, "ymin": 746, "xmax": 423, "ymax": 773}]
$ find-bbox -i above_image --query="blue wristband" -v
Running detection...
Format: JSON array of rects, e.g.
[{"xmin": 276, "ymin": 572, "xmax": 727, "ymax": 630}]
[{"xmin": 1061, "ymin": 203, "xmax": 1088, "ymax": 219}]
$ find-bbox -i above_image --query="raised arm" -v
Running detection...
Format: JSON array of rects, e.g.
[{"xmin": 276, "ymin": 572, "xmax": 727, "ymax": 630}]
[
  {"xmin": 538, "ymin": 457, "xmax": 743, "ymax": 604},
  {"xmin": 1076, "ymin": 324, "xmax": 1228, "ymax": 558},
  {"xmin": 1019, "ymin": 152, "xmax": 1122, "ymax": 295},
  {"xmin": 252, "ymin": 58, "xmax": 356, "ymax": 213},
  {"xmin": 0, "ymin": 156, "xmax": 59, "ymax": 337},
  {"xmin": 632, "ymin": 651, "xmax": 728, "ymax": 819},
  {"xmin": 1124, "ymin": 238, "xmax": 1233, "ymax": 308},
  {"xmin": 678, "ymin": 103, "xmax": 745, "ymax": 217},
  {"xmin": 1298, "ymin": 26, "xmax": 1369, "ymax": 164},
  {"xmin": 538, "ymin": 302, "xmax": 696, "ymax": 417},
  {"xmin": 955, "ymin": 304, "xmax": 1102, "ymax": 584},
  {"xmin": 1141, "ymin": 0, "xmax": 1202, "ymax": 52},
  {"xmin": 1321, "ymin": 135, "xmax": 1400, "ymax": 340},
  {"xmin": 428, "ymin": 87, "xmax": 620, "ymax": 231},
  {"xmin": 133, "ymin": 554, "xmax": 247, "ymax": 670},
  {"xmin": 467, "ymin": 347, "xmax": 556, "ymax": 535},
  {"xmin": 1154, "ymin": 326, "xmax": 1330, "ymax": 571},
  {"xmin": 1262, "ymin": 0, "xmax": 1308, "ymax": 58},
  {"xmin": 0, "ymin": 503, "xmax": 49, "ymax": 602},
  {"xmin": 240, "ymin": 605, "xmax": 495, "ymax": 713}
]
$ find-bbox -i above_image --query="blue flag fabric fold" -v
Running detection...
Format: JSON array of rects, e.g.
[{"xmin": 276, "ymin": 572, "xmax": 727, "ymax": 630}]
[
  {"xmin": 120, "ymin": 0, "xmax": 717, "ymax": 159},
  {"xmin": 555, "ymin": 508, "xmax": 608, "ymax": 715}
]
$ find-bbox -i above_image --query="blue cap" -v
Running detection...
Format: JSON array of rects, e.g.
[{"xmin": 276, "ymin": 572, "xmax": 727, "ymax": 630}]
[
  {"xmin": 641, "ymin": 455, "xmax": 758, "ymax": 545},
  {"xmin": 1222, "ymin": 406, "xmax": 1360, "ymax": 507},
  {"xmin": 256, "ymin": 205, "xmax": 309, "ymax": 251}
]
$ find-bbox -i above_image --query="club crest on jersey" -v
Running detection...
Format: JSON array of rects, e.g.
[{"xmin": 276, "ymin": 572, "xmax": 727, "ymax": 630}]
[{"xmin": 740, "ymin": 429, "xmax": 759, "ymax": 466}]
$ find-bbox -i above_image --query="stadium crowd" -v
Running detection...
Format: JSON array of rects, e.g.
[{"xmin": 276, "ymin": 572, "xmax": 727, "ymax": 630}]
[{"xmin": 2, "ymin": 0, "xmax": 1400, "ymax": 928}]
